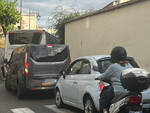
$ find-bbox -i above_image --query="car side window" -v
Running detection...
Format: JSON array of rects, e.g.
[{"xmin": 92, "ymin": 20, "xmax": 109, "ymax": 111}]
[
  {"xmin": 97, "ymin": 60, "xmax": 112, "ymax": 73},
  {"xmin": 97, "ymin": 59, "xmax": 135, "ymax": 73},
  {"xmin": 67, "ymin": 60, "xmax": 82, "ymax": 75},
  {"xmin": 78, "ymin": 61, "xmax": 91, "ymax": 74},
  {"xmin": 46, "ymin": 32, "xmax": 58, "ymax": 44},
  {"xmin": 46, "ymin": 32, "xmax": 51, "ymax": 44},
  {"xmin": 101, "ymin": 60, "xmax": 111, "ymax": 73}
]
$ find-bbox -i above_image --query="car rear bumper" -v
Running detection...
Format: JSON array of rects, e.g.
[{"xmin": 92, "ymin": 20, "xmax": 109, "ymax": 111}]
[{"xmin": 29, "ymin": 86, "xmax": 55, "ymax": 91}]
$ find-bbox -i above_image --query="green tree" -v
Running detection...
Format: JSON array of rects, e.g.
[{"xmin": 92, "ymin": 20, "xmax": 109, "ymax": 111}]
[
  {"xmin": 0, "ymin": 0, "xmax": 20, "ymax": 36},
  {"xmin": 49, "ymin": 7, "xmax": 95, "ymax": 44},
  {"xmin": 49, "ymin": 7, "xmax": 81, "ymax": 44}
]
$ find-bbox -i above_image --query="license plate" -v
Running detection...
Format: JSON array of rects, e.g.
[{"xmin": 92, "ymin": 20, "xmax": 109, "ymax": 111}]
[
  {"xmin": 41, "ymin": 79, "xmax": 56, "ymax": 87},
  {"xmin": 129, "ymin": 111, "xmax": 142, "ymax": 113}
]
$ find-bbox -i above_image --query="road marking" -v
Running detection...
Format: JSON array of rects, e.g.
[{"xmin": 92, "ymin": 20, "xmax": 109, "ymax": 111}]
[
  {"xmin": 45, "ymin": 105, "xmax": 67, "ymax": 113},
  {"xmin": 11, "ymin": 107, "xmax": 35, "ymax": 113}
]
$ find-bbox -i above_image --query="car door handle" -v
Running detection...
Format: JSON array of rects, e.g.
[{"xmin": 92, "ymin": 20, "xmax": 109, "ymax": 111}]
[{"xmin": 73, "ymin": 81, "xmax": 78, "ymax": 84}]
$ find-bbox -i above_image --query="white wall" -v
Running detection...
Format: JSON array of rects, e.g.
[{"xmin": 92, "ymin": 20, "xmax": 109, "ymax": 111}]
[{"xmin": 65, "ymin": 0, "xmax": 150, "ymax": 71}]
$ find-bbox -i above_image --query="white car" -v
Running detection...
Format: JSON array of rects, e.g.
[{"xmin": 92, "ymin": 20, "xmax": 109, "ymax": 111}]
[{"xmin": 55, "ymin": 55, "xmax": 150, "ymax": 113}]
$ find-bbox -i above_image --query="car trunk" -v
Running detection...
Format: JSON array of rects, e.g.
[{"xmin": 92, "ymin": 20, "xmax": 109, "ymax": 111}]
[{"xmin": 28, "ymin": 45, "xmax": 70, "ymax": 79}]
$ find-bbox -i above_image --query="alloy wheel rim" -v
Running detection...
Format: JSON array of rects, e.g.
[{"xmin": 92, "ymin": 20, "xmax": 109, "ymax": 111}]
[
  {"xmin": 56, "ymin": 91, "xmax": 61, "ymax": 105},
  {"xmin": 84, "ymin": 99, "xmax": 93, "ymax": 113}
]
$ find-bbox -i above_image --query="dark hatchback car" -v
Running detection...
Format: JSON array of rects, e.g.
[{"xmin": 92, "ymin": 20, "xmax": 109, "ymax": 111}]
[{"xmin": 5, "ymin": 44, "xmax": 71, "ymax": 99}]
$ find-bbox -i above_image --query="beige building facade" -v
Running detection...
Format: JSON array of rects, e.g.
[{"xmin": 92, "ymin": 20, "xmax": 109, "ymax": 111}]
[
  {"xmin": 15, "ymin": 14, "xmax": 37, "ymax": 30},
  {"xmin": 65, "ymin": 0, "xmax": 150, "ymax": 71},
  {"xmin": 0, "ymin": 25, "xmax": 5, "ymax": 48}
]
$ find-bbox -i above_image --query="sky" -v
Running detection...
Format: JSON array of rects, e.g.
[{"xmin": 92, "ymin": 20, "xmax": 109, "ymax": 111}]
[{"xmin": 18, "ymin": 0, "xmax": 115, "ymax": 28}]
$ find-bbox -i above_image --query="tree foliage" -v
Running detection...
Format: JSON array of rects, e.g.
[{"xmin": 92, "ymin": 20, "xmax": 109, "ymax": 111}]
[
  {"xmin": 0, "ymin": 0, "xmax": 20, "ymax": 36},
  {"xmin": 49, "ymin": 7, "xmax": 81, "ymax": 44},
  {"xmin": 49, "ymin": 7, "xmax": 95, "ymax": 44}
]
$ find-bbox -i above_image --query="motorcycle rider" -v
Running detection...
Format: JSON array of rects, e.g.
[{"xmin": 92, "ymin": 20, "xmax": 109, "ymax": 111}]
[{"xmin": 96, "ymin": 46, "xmax": 132, "ymax": 113}]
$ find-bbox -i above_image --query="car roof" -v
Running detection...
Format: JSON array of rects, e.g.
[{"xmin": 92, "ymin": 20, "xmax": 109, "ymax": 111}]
[
  {"xmin": 25, "ymin": 44, "xmax": 68, "ymax": 48},
  {"xmin": 77, "ymin": 55, "xmax": 110, "ymax": 61},
  {"xmin": 8, "ymin": 30, "xmax": 45, "ymax": 33},
  {"xmin": 76, "ymin": 55, "xmax": 134, "ymax": 61}
]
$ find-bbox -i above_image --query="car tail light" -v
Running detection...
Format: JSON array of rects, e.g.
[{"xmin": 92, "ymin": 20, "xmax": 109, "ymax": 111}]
[
  {"xmin": 128, "ymin": 96, "xmax": 142, "ymax": 104},
  {"xmin": 46, "ymin": 44, "xmax": 54, "ymax": 47},
  {"xmin": 98, "ymin": 82, "xmax": 104, "ymax": 91},
  {"xmin": 5, "ymin": 65, "xmax": 8, "ymax": 71},
  {"xmin": 25, "ymin": 62, "xmax": 29, "ymax": 67},
  {"xmin": 25, "ymin": 53, "xmax": 29, "ymax": 76},
  {"xmin": 37, "ymin": 30, "xmax": 43, "ymax": 34},
  {"xmin": 9, "ymin": 31, "xmax": 14, "ymax": 34},
  {"xmin": 32, "ymin": 88, "xmax": 35, "ymax": 90}
]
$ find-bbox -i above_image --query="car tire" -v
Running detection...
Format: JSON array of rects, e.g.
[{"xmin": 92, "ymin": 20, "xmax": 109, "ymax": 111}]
[
  {"xmin": 17, "ymin": 81, "xmax": 26, "ymax": 99},
  {"xmin": 5, "ymin": 75, "xmax": 11, "ymax": 91},
  {"xmin": 84, "ymin": 96, "xmax": 97, "ymax": 113},
  {"xmin": 55, "ymin": 89, "xmax": 64, "ymax": 108}
]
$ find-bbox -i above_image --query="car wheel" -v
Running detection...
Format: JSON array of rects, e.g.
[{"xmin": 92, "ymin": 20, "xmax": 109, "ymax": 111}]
[
  {"xmin": 17, "ymin": 81, "xmax": 26, "ymax": 99},
  {"xmin": 84, "ymin": 96, "xmax": 97, "ymax": 113},
  {"xmin": 55, "ymin": 89, "xmax": 64, "ymax": 108},
  {"xmin": 5, "ymin": 75, "xmax": 11, "ymax": 91}
]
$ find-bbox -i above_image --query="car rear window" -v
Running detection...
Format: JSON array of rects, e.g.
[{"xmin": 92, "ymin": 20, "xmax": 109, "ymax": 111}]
[
  {"xmin": 97, "ymin": 58, "xmax": 139, "ymax": 73},
  {"xmin": 30, "ymin": 45, "xmax": 69, "ymax": 62},
  {"xmin": 9, "ymin": 31, "xmax": 42, "ymax": 45}
]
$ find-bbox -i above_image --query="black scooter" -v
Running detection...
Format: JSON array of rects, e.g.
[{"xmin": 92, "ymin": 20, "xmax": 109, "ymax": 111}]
[{"xmin": 98, "ymin": 68, "xmax": 150, "ymax": 113}]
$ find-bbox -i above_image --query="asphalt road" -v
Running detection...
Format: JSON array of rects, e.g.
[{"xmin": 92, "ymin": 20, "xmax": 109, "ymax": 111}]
[{"xmin": 0, "ymin": 80, "xmax": 83, "ymax": 113}]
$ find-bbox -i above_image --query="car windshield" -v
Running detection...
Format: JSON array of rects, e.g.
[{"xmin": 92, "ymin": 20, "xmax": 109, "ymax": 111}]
[
  {"xmin": 97, "ymin": 58, "xmax": 139, "ymax": 73},
  {"xmin": 9, "ymin": 31, "xmax": 42, "ymax": 45},
  {"xmin": 30, "ymin": 45, "xmax": 69, "ymax": 62}
]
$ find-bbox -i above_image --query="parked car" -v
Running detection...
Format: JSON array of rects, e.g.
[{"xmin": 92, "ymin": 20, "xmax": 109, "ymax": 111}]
[
  {"xmin": 5, "ymin": 44, "xmax": 71, "ymax": 99},
  {"xmin": 55, "ymin": 55, "xmax": 150, "ymax": 113}
]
